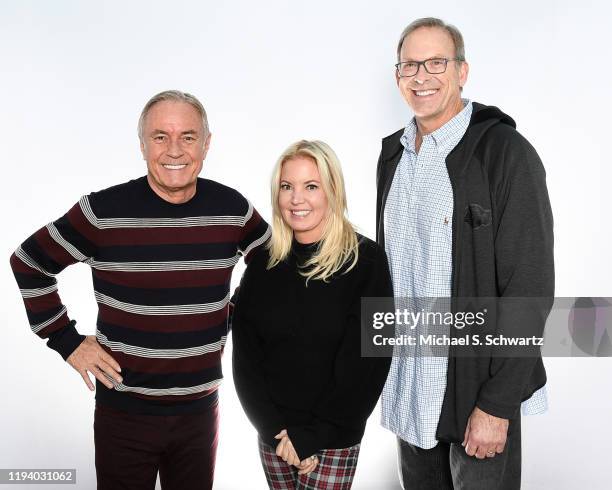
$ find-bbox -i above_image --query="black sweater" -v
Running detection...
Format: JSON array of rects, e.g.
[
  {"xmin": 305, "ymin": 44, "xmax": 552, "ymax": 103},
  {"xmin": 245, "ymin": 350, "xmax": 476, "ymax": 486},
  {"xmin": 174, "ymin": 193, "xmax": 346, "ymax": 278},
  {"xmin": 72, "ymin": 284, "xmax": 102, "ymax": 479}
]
[{"xmin": 232, "ymin": 234, "xmax": 393, "ymax": 460}]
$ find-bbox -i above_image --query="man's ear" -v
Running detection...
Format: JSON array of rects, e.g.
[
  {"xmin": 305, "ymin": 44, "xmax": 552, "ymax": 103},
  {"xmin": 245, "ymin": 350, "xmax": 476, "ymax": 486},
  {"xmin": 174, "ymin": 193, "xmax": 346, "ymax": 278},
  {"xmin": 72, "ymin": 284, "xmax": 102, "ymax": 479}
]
[
  {"xmin": 205, "ymin": 132, "xmax": 212, "ymax": 151},
  {"xmin": 202, "ymin": 132, "xmax": 212, "ymax": 158},
  {"xmin": 459, "ymin": 61, "xmax": 469, "ymax": 88}
]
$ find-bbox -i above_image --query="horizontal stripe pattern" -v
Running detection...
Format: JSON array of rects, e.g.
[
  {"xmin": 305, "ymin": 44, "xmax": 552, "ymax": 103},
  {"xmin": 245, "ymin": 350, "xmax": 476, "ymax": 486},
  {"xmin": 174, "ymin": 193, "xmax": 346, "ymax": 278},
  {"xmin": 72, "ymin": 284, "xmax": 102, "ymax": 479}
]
[
  {"xmin": 93, "ymin": 275, "xmax": 229, "ymax": 306},
  {"xmin": 20, "ymin": 284, "xmax": 58, "ymax": 298},
  {"xmin": 97, "ymin": 320, "xmax": 229, "ymax": 349},
  {"xmin": 94, "ymin": 291, "xmax": 230, "ymax": 315},
  {"xmin": 31, "ymin": 306, "xmax": 67, "ymax": 334},
  {"xmin": 46, "ymin": 222, "xmax": 90, "ymax": 262},
  {"xmin": 33, "ymin": 226, "xmax": 79, "ymax": 269},
  {"xmin": 97, "ymin": 303, "xmax": 229, "ymax": 333},
  {"xmin": 87, "ymin": 254, "xmax": 240, "ymax": 272},
  {"xmin": 90, "ymin": 241, "xmax": 238, "ymax": 263},
  {"xmin": 14, "ymin": 246, "xmax": 55, "ymax": 277},
  {"xmin": 96, "ymin": 331, "xmax": 226, "ymax": 359},
  {"xmin": 107, "ymin": 376, "xmax": 223, "ymax": 397},
  {"xmin": 92, "ymin": 267, "xmax": 232, "ymax": 289},
  {"xmin": 10, "ymin": 177, "xmax": 268, "ymax": 414},
  {"xmin": 243, "ymin": 225, "xmax": 271, "ymax": 257},
  {"xmin": 92, "ymin": 226, "xmax": 244, "ymax": 248},
  {"xmin": 102, "ymin": 348, "xmax": 222, "ymax": 374},
  {"xmin": 129, "ymin": 388, "xmax": 219, "ymax": 402},
  {"xmin": 80, "ymin": 195, "xmax": 254, "ymax": 229}
]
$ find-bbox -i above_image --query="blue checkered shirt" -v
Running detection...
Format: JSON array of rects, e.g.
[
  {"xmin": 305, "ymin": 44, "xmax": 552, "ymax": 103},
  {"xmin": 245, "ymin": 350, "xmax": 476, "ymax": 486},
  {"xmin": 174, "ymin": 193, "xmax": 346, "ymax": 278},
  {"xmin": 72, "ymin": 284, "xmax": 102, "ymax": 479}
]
[{"xmin": 380, "ymin": 100, "xmax": 547, "ymax": 449}]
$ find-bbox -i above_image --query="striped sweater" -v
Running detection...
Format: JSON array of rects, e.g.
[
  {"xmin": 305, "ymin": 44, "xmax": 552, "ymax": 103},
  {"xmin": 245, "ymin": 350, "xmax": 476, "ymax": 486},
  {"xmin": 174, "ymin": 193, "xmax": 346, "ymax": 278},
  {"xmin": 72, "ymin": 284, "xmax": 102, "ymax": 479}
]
[{"xmin": 10, "ymin": 176, "xmax": 270, "ymax": 414}]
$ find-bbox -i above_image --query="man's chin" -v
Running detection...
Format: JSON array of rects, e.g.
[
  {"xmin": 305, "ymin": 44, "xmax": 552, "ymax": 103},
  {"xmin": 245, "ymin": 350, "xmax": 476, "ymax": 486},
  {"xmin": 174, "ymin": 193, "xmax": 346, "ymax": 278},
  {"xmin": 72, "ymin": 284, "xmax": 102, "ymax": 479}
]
[
  {"xmin": 163, "ymin": 181, "xmax": 194, "ymax": 192},
  {"xmin": 411, "ymin": 105, "xmax": 444, "ymax": 124},
  {"xmin": 154, "ymin": 178, "xmax": 197, "ymax": 193}
]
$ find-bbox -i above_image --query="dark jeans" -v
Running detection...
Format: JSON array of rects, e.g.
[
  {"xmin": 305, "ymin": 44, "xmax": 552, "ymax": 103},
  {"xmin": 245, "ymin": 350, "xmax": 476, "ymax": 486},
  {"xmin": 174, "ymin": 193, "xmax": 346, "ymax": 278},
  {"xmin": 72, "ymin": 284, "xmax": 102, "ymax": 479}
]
[
  {"xmin": 397, "ymin": 417, "xmax": 521, "ymax": 490},
  {"xmin": 94, "ymin": 402, "xmax": 219, "ymax": 490}
]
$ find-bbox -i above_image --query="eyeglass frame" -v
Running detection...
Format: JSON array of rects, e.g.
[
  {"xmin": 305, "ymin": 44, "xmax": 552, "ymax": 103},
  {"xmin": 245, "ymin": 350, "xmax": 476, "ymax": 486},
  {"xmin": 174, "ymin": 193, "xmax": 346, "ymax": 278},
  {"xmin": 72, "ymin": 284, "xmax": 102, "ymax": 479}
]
[{"xmin": 395, "ymin": 57, "xmax": 463, "ymax": 78}]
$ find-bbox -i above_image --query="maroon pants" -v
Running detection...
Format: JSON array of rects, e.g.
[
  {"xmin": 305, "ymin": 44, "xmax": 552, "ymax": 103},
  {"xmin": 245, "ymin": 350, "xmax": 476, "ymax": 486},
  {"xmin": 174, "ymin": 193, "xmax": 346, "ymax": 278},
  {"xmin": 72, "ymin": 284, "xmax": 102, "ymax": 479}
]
[{"xmin": 94, "ymin": 403, "xmax": 219, "ymax": 490}]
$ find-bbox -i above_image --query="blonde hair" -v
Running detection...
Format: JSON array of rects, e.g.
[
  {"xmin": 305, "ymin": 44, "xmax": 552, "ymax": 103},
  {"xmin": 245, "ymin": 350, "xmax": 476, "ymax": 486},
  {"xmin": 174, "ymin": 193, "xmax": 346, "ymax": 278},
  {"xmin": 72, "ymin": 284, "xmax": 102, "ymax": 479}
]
[{"xmin": 267, "ymin": 140, "xmax": 359, "ymax": 283}]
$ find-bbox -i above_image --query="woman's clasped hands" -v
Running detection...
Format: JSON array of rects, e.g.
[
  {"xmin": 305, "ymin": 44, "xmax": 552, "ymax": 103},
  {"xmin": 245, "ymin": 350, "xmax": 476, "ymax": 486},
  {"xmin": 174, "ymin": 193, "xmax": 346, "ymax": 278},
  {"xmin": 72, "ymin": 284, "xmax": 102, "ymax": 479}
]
[{"xmin": 274, "ymin": 429, "xmax": 318, "ymax": 475}]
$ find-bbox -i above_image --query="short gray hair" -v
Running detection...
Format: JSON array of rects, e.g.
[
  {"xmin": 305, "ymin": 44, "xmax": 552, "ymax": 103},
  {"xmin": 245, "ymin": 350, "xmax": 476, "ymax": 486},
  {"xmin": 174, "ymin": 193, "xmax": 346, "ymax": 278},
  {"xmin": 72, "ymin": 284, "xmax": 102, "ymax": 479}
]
[
  {"xmin": 396, "ymin": 17, "xmax": 466, "ymax": 63},
  {"xmin": 137, "ymin": 90, "xmax": 209, "ymax": 141}
]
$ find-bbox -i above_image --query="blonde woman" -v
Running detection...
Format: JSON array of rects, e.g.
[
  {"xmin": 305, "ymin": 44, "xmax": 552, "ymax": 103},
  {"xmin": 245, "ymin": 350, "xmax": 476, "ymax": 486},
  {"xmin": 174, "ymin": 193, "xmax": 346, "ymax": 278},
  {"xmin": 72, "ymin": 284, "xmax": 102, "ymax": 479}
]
[{"xmin": 232, "ymin": 140, "xmax": 393, "ymax": 489}]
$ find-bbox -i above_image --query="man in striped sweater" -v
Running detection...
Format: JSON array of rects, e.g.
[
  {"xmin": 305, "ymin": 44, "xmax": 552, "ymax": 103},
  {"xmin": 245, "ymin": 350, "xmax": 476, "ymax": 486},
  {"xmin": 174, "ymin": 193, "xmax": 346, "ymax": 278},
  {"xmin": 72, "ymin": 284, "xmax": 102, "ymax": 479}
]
[{"xmin": 9, "ymin": 90, "xmax": 270, "ymax": 490}]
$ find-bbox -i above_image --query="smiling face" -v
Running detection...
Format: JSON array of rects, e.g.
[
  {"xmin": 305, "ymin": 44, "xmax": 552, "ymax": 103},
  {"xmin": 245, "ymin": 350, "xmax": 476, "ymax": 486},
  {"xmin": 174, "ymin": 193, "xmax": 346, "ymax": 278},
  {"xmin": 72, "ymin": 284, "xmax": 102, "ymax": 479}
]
[
  {"xmin": 278, "ymin": 156, "xmax": 329, "ymax": 244},
  {"xmin": 140, "ymin": 100, "xmax": 211, "ymax": 203},
  {"xmin": 397, "ymin": 26, "xmax": 468, "ymax": 132}
]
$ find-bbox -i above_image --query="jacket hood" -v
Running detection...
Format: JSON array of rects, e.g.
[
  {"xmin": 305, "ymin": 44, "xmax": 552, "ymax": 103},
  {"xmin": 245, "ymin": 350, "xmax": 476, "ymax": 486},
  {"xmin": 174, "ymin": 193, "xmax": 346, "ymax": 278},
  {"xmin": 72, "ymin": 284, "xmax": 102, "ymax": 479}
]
[
  {"xmin": 443, "ymin": 102, "xmax": 517, "ymax": 172},
  {"xmin": 470, "ymin": 102, "xmax": 515, "ymax": 129},
  {"xmin": 468, "ymin": 102, "xmax": 517, "ymax": 148}
]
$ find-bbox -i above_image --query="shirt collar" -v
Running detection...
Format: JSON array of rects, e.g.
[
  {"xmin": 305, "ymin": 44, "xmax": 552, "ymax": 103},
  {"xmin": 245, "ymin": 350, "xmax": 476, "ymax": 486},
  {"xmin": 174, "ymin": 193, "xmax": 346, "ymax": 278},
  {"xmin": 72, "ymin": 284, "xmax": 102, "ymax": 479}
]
[{"xmin": 401, "ymin": 98, "xmax": 473, "ymax": 153}]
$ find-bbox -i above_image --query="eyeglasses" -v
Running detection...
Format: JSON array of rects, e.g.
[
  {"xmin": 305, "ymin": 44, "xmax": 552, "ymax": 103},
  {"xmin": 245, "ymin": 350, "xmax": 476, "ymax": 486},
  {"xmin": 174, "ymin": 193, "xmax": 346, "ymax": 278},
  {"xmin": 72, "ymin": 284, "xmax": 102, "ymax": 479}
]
[{"xmin": 395, "ymin": 58, "xmax": 461, "ymax": 78}]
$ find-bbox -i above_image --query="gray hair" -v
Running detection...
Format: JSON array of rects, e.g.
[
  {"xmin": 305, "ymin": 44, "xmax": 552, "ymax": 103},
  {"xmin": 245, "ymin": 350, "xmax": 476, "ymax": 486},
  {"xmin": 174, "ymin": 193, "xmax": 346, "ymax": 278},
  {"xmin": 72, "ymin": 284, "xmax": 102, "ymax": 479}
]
[
  {"xmin": 137, "ymin": 90, "xmax": 209, "ymax": 141},
  {"xmin": 396, "ymin": 17, "xmax": 466, "ymax": 63}
]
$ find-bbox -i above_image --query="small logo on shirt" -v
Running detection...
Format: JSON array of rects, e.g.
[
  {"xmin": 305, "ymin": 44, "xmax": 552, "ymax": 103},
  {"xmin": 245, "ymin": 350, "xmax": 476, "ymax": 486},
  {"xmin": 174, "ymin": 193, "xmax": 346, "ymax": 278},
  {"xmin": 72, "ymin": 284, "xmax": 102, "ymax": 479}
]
[{"xmin": 444, "ymin": 217, "xmax": 449, "ymax": 225}]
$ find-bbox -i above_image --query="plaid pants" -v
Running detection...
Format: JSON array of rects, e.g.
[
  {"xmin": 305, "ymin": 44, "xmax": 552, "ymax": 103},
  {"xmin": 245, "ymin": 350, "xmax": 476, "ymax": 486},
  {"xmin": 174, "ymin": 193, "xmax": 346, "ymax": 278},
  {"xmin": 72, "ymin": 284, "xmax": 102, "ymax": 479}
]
[{"xmin": 258, "ymin": 437, "xmax": 360, "ymax": 490}]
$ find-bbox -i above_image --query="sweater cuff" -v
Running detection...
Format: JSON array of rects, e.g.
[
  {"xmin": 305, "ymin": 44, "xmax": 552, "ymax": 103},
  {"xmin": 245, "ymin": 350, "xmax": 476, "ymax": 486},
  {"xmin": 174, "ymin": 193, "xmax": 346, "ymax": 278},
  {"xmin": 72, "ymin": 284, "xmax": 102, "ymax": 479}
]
[
  {"xmin": 475, "ymin": 397, "xmax": 519, "ymax": 420},
  {"xmin": 287, "ymin": 422, "xmax": 337, "ymax": 461},
  {"xmin": 260, "ymin": 425, "xmax": 285, "ymax": 450},
  {"xmin": 287, "ymin": 426, "xmax": 319, "ymax": 461},
  {"xmin": 46, "ymin": 320, "xmax": 86, "ymax": 360}
]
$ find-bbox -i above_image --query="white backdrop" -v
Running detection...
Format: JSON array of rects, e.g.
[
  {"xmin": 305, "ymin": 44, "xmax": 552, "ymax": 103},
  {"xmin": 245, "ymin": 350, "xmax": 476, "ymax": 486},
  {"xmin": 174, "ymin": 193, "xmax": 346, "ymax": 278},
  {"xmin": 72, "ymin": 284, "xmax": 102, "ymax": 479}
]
[{"xmin": 1, "ymin": 1, "xmax": 611, "ymax": 489}]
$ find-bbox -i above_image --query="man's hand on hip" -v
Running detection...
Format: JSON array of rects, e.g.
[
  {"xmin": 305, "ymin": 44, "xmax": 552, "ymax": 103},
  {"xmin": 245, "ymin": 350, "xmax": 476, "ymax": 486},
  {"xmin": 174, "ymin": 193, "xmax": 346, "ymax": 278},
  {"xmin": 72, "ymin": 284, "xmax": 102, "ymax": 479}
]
[
  {"xmin": 462, "ymin": 406, "xmax": 509, "ymax": 459},
  {"xmin": 67, "ymin": 336, "xmax": 122, "ymax": 391}
]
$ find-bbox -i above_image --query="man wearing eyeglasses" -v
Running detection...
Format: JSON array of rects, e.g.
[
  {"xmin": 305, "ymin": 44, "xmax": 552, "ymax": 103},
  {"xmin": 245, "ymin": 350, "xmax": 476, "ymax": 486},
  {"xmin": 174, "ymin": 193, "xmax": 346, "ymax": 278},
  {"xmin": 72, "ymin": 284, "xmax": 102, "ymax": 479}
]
[{"xmin": 376, "ymin": 18, "xmax": 554, "ymax": 489}]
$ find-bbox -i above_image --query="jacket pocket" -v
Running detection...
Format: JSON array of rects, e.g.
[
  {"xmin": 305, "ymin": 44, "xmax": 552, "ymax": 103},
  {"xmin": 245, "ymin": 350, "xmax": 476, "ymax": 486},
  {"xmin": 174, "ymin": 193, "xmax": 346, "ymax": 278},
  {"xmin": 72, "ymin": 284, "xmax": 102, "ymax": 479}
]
[{"xmin": 464, "ymin": 203, "xmax": 492, "ymax": 230}]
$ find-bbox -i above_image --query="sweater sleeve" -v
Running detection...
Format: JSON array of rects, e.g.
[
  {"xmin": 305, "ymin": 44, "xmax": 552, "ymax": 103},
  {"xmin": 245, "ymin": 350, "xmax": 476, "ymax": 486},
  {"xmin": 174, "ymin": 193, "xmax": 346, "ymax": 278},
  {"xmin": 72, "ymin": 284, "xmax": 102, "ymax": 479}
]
[
  {"xmin": 228, "ymin": 201, "xmax": 270, "ymax": 330},
  {"xmin": 9, "ymin": 197, "xmax": 99, "ymax": 360},
  {"xmin": 287, "ymin": 245, "xmax": 394, "ymax": 459},
  {"xmin": 476, "ymin": 142, "xmax": 554, "ymax": 419},
  {"xmin": 237, "ymin": 201, "xmax": 271, "ymax": 264},
  {"xmin": 231, "ymin": 256, "xmax": 286, "ymax": 447}
]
